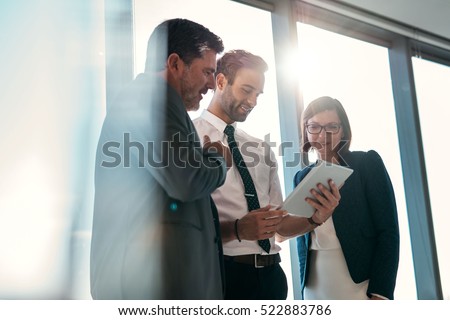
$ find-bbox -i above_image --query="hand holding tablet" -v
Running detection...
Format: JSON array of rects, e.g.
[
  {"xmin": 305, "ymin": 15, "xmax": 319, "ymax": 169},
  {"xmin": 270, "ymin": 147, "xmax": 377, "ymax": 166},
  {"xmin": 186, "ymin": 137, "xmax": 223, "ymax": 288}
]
[{"xmin": 282, "ymin": 161, "xmax": 353, "ymax": 217}]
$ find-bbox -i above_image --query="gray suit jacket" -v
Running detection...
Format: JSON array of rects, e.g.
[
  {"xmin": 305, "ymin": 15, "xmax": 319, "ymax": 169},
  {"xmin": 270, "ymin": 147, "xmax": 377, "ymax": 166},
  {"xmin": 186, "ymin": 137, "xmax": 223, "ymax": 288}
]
[{"xmin": 91, "ymin": 73, "xmax": 227, "ymax": 299}]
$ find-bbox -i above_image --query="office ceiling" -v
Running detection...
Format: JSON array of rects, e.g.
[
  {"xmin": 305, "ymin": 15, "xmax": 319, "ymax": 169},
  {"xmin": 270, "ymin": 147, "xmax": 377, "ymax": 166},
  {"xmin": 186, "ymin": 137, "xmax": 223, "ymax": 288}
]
[{"xmin": 338, "ymin": 0, "xmax": 450, "ymax": 40}]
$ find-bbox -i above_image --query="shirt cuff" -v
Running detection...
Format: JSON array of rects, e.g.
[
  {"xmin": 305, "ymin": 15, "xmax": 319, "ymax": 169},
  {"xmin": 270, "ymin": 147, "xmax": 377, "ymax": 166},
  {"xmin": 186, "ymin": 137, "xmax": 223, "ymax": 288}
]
[{"xmin": 370, "ymin": 293, "xmax": 389, "ymax": 300}]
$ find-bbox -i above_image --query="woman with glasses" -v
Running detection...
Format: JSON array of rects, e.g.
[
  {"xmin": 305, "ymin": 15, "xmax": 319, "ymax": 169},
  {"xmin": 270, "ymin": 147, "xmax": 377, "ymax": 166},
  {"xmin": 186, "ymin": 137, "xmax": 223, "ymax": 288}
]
[{"xmin": 294, "ymin": 96, "xmax": 400, "ymax": 300}]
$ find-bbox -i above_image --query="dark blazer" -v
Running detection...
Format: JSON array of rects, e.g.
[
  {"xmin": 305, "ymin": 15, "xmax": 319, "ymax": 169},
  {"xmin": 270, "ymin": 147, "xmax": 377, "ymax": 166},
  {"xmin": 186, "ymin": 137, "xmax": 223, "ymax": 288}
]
[
  {"xmin": 90, "ymin": 73, "xmax": 227, "ymax": 299},
  {"xmin": 295, "ymin": 150, "xmax": 400, "ymax": 300}
]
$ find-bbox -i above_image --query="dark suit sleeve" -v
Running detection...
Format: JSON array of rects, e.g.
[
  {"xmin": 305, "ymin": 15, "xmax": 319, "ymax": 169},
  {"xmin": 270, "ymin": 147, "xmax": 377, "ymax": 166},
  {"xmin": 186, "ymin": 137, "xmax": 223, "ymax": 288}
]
[
  {"xmin": 155, "ymin": 99, "xmax": 227, "ymax": 201},
  {"xmin": 103, "ymin": 77, "xmax": 226, "ymax": 203},
  {"xmin": 363, "ymin": 150, "xmax": 400, "ymax": 299}
]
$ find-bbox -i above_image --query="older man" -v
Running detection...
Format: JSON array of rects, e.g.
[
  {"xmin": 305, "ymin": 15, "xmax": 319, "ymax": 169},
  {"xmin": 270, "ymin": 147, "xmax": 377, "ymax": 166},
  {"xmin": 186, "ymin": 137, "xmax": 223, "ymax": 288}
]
[{"xmin": 91, "ymin": 18, "xmax": 230, "ymax": 299}]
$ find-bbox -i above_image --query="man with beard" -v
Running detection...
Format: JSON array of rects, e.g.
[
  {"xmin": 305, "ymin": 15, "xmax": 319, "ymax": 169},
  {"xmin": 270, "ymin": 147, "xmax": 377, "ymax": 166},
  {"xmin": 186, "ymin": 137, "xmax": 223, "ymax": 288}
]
[
  {"xmin": 91, "ymin": 18, "xmax": 231, "ymax": 299},
  {"xmin": 193, "ymin": 50, "xmax": 341, "ymax": 299}
]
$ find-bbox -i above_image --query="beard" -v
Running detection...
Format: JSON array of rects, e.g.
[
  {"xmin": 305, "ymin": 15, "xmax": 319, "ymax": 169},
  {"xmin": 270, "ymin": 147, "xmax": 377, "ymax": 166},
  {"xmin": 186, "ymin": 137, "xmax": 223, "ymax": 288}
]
[
  {"xmin": 221, "ymin": 86, "xmax": 251, "ymax": 122},
  {"xmin": 180, "ymin": 83, "xmax": 200, "ymax": 111},
  {"xmin": 179, "ymin": 69, "xmax": 202, "ymax": 111}
]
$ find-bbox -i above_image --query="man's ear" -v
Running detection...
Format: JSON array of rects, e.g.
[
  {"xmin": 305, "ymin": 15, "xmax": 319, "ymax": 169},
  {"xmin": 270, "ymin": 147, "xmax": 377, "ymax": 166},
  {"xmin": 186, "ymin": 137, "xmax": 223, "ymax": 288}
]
[
  {"xmin": 167, "ymin": 53, "xmax": 183, "ymax": 75},
  {"xmin": 216, "ymin": 73, "xmax": 227, "ymax": 90}
]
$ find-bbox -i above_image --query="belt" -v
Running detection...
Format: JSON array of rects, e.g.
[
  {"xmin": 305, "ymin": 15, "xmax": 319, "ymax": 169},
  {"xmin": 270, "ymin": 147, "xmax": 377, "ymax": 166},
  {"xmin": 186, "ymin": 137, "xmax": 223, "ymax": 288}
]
[{"xmin": 224, "ymin": 253, "xmax": 281, "ymax": 268}]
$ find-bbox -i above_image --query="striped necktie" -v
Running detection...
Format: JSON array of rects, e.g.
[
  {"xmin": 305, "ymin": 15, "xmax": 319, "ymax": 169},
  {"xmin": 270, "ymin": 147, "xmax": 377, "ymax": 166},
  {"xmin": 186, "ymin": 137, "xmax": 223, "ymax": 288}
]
[{"xmin": 224, "ymin": 125, "xmax": 271, "ymax": 254}]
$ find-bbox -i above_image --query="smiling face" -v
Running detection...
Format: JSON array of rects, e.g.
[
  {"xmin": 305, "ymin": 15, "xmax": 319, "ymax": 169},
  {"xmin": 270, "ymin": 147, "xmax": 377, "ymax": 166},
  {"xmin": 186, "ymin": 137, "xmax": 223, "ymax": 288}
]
[
  {"xmin": 306, "ymin": 109, "xmax": 344, "ymax": 162},
  {"xmin": 179, "ymin": 49, "xmax": 217, "ymax": 111},
  {"xmin": 214, "ymin": 67, "xmax": 265, "ymax": 123}
]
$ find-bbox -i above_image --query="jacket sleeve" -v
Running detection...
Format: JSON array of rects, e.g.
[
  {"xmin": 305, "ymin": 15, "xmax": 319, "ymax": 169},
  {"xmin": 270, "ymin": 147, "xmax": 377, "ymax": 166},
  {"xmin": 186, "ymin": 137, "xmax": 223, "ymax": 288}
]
[
  {"xmin": 363, "ymin": 150, "xmax": 400, "ymax": 299},
  {"xmin": 148, "ymin": 99, "xmax": 226, "ymax": 202},
  {"xmin": 104, "ymin": 79, "xmax": 226, "ymax": 203}
]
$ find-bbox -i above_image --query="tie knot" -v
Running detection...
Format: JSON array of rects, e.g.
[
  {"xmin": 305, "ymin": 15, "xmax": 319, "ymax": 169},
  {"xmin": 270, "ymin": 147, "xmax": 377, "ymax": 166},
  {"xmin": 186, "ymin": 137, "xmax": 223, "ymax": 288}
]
[{"xmin": 224, "ymin": 125, "xmax": 235, "ymax": 138}]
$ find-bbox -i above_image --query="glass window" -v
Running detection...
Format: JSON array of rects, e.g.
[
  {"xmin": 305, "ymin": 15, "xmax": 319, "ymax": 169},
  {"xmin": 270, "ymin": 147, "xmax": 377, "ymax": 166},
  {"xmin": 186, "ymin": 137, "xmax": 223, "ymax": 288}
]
[
  {"xmin": 413, "ymin": 57, "xmax": 450, "ymax": 299},
  {"xmin": 0, "ymin": 1, "xmax": 106, "ymax": 299},
  {"xmin": 295, "ymin": 22, "xmax": 416, "ymax": 299}
]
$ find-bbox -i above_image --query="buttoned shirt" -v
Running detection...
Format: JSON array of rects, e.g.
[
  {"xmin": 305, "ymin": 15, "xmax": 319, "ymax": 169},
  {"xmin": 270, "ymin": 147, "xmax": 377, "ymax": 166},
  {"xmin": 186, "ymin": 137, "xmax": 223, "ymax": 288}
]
[{"xmin": 193, "ymin": 110, "xmax": 283, "ymax": 256}]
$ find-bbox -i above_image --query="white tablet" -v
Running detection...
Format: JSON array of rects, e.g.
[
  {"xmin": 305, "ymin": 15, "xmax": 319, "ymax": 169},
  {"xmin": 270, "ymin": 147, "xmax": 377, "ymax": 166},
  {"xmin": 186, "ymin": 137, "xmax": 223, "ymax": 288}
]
[{"xmin": 282, "ymin": 161, "xmax": 354, "ymax": 217}]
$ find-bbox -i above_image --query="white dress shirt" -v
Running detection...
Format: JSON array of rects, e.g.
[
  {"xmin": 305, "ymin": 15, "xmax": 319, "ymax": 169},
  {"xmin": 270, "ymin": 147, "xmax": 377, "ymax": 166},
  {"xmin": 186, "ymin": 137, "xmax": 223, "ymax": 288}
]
[{"xmin": 193, "ymin": 110, "xmax": 283, "ymax": 256}]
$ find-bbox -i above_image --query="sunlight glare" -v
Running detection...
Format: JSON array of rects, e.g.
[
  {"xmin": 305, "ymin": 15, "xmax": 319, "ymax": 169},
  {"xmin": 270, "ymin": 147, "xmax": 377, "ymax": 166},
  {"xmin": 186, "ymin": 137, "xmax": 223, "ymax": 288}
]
[{"xmin": 0, "ymin": 157, "xmax": 68, "ymax": 296}]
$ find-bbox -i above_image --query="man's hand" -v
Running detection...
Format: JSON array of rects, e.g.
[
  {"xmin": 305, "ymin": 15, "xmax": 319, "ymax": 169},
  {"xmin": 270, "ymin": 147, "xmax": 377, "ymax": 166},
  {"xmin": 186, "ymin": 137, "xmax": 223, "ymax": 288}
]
[
  {"xmin": 237, "ymin": 205, "xmax": 287, "ymax": 240},
  {"xmin": 203, "ymin": 135, "xmax": 232, "ymax": 169},
  {"xmin": 276, "ymin": 181, "xmax": 341, "ymax": 239}
]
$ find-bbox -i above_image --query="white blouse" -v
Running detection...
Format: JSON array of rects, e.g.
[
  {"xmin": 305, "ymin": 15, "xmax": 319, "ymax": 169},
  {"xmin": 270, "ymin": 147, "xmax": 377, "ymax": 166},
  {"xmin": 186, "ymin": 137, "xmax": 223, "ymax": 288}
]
[{"xmin": 306, "ymin": 217, "xmax": 370, "ymax": 299}]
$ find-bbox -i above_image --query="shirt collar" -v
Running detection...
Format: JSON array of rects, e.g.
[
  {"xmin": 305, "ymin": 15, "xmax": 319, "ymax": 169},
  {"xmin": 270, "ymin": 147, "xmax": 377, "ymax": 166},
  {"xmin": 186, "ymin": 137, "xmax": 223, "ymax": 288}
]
[{"xmin": 200, "ymin": 110, "xmax": 236, "ymax": 134}]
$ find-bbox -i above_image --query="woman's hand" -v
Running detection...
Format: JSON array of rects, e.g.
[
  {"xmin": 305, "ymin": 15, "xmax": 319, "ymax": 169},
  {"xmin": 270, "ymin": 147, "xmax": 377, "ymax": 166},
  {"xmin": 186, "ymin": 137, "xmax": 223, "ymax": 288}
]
[{"xmin": 306, "ymin": 179, "xmax": 341, "ymax": 224}]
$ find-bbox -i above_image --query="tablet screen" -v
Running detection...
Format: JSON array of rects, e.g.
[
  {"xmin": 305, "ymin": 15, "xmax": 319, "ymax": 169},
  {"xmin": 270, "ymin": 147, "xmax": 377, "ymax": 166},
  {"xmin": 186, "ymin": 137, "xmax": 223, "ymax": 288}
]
[{"xmin": 282, "ymin": 161, "xmax": 353, "ymax": 217}]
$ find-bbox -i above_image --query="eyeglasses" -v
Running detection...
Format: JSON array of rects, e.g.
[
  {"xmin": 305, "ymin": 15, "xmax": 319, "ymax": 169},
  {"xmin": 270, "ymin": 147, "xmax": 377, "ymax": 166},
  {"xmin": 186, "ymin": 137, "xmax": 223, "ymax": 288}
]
[{"xmin": 306, "ymin": 123, "xmax": 341, "ymax": 134}]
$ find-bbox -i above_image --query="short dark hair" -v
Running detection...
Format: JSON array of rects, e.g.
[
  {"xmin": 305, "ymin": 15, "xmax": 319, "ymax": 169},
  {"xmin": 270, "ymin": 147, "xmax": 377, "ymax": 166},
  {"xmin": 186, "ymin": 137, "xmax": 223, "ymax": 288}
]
[
  {"xmin": 216, "ymin": 49, "xmax": 268, "ymax": 85},
  {"xmin": 145, "ymin": 18, "xmax": 224, "ymax": 72},
  {"xmin": 301, "ymin": 96, "xmax": 352, "ymax": 155}
]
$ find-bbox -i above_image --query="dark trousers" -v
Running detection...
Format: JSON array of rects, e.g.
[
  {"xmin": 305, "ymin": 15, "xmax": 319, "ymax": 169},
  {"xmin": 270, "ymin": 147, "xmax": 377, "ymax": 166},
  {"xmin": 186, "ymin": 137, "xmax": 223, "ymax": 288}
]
[{"xmin": 224, "ymin": 260, "xmax": 288, "ymax": 300}]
